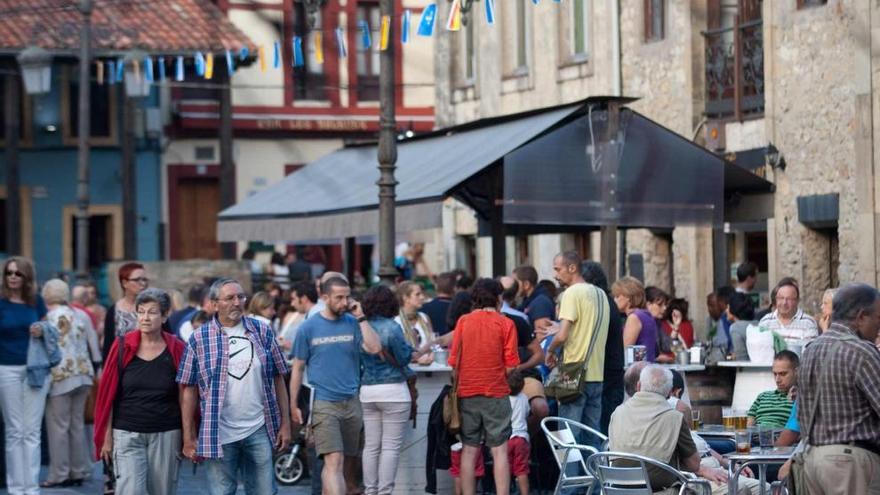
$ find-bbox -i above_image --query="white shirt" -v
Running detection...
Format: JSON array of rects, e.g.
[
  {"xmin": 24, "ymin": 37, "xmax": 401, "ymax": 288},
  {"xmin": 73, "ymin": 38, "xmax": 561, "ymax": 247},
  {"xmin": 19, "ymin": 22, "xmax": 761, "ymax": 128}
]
[
  {"xmin": 509, "ymin": 393, "xmax": 529, "ymax": 441},
  {"xmin": 758, "ymin": 309, "xmax": 819, "ymax": 347},
  {"xmin": 394, "ymin": 313, "xmax": 430, "ymax": 346},
  {"xmin": 179, "ymin": 320, "xmax": 195, "ymax": 344},
  {"xmin": 219, "ymin": 322, "xmax": 265, "ymax": 445}
]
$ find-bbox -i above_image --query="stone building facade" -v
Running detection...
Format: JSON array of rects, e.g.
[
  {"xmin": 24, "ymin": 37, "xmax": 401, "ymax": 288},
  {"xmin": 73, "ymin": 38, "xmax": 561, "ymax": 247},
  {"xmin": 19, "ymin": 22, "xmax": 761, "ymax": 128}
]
[{"xmin": 433, "ymin": 0, "xmax": 880, "ymax": 335}]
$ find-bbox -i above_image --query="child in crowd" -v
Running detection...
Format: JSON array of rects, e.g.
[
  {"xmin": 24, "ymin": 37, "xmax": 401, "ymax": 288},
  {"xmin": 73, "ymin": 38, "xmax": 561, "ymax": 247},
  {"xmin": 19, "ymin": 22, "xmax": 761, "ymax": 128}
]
[
  {"xmin": 508, "ymin": 371, "xmax": 530, "ymax": 495},
  {"xmin": 450, "ymin": 442, "xmax": 484, "ymax": 495}
]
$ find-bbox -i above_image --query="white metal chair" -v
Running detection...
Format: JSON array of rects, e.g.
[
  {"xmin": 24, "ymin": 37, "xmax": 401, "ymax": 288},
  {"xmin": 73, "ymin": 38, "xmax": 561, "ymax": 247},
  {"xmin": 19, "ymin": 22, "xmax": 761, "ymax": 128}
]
[
  {"xmin": 540, "ymin": 417, "xmax": 609, "ymax": 495},
  {"xmin": 586, "ymin": 451, "xmax": 712, "ymax": 495}
]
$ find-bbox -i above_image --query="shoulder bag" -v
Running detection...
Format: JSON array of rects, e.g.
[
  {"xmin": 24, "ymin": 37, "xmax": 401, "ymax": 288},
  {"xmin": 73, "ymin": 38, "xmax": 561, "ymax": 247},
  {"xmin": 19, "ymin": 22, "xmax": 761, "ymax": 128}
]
[
  {"xmin": 442, "ymin": 333, "xmax": 463, "ymax": 434},
  {"xmin": 382, "ymin": 348, "xmax": 419, "ymax": 428},
  {"xmin": 544, "ymin": 285, "xmax": 605, "ymax": 404}
]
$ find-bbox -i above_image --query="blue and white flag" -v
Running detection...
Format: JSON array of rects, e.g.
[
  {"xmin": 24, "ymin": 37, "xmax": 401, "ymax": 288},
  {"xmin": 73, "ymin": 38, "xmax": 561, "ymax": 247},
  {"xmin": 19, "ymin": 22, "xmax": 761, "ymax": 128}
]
[
  {"xmin": 144, "ymin": 56, "xmax": 154, "ymax": 82},
  {"xmin": 336, "ymin": 28, "xmax": 347, "ymax": 58},
  {"xmin": 225, "ymin": 50, "xmax": 235, "ymax": 74},
  {"xmin": 273, "ymin": 41, "xmax": 281, "ymax": 68},
  {"xmin": 402, "ymin": 9, "xmax": 411, "ymax": 43},
  {"xmin": 359, "ymin": 20, "xmax": 372, "ymax": 49},
  {"xmin": 115, "ymin": 58, "xmax": 124, "ymax": 82},
  {"xmin": 292, "ymin": 36, "xmax": 304, "ymax": 67},
  {"xmin": 195, "ymin": 52, "xmax": 206, "ymax": 76},
  {"xmin": 175, "ymin": 55, "xmax": 184, "ymax": 81},
  {"xmin": 485, "ymin": 0, "xmax": 496, "ymax": 25},
  {"xmin": 107, "ymin": 60, "xmax": 116, "ymax": 85},
  {"xmin": 417, "ymin": 3, "xmax": 437, "ymax": 37},
  {"xmin": 158, "ymin": 56, "xmax": 166, "ymax": 81},
  {"xmin": 532, "ymin": 0, "xmax": 539, "ymax": 4}
]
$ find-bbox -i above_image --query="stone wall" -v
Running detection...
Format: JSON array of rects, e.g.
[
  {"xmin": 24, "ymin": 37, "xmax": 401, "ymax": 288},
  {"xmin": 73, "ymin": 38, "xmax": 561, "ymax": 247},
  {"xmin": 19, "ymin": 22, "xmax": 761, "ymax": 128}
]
[
  {"xmin": 625, "ymin": 229, "xmax": 673, "ymax": 292},
  {"xmin": 106, "ymin": 260, "xmax": 252, "ymax": 302}
]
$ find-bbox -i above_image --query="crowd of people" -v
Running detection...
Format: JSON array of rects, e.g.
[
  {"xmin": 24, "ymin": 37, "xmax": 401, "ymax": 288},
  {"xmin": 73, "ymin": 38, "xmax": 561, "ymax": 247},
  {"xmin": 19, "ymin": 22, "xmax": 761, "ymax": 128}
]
[{"xmin": 0, "ymin": 252, "xmax": 878, "ymax": 495}]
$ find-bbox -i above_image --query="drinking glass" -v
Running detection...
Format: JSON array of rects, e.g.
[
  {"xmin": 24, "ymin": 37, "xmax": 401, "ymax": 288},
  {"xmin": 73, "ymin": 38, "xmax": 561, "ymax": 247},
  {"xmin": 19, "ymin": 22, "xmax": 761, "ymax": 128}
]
[
  {"xmin": 735, "ymin": 430, "xmax": 751, "ymax": 454},
  {"xmin": 758, "ymin": 426, "xmax": 774, "ymax": 450},
  {"xmin": 691, "ymin": 409, "xmax": 702, "ymax": 431},
  {"xmin": 722, "ymin": 407, "xmax": 735, "ymax": 430}
]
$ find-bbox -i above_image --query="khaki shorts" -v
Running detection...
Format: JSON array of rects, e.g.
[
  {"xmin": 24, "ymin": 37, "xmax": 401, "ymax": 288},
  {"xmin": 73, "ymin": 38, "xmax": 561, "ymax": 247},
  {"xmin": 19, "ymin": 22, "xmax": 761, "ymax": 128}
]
[
  {"xmin": 522, "ymin": 377, "xmax": 546, "ymax": 401},
  {"xmin": 460, "ymin": 396, "xmax": 512, "ymax": 448},
  {"xmin": 311, "ymin": 397, "xmax": 363, "ymax": 457}
]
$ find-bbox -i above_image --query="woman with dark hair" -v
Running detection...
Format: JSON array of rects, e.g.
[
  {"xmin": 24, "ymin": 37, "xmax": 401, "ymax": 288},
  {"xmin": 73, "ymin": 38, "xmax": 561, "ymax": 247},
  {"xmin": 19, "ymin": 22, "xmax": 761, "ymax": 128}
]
[
  {"xmin": 448, "ymin": 278, "xmax": 519, "ymax": 495},
  {"xmin": 102, "ymin": 262, "xmax": 149, "ymax": 360},
  {"xmin": 94, "ymin": 288, "xmax": 186, "ymax": 495},
  {"xmin": 0, "ymin": 256, "xmax": 51, "ymax": 494},
  {"xmin": 359, "ymin": 286, "xmax": 417, "ymax": 495},
  {"xmin": 661, "ymin": 298, "xmax": 695, "ymax": 348},
  {"xmin": 445, "ymin": 290, "xmax": 473, "ymax": 331}
]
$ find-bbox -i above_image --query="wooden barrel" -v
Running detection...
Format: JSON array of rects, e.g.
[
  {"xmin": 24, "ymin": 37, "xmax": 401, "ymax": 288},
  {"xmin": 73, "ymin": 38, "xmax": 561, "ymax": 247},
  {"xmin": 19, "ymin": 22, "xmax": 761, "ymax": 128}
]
[{"xmin": 686, "ymin": 367, "xmax": 736, "ymax": 425}]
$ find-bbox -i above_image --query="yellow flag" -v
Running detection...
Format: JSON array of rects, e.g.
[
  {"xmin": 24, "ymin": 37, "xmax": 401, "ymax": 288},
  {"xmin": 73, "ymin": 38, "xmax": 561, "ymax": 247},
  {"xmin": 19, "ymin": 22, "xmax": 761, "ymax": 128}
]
[
  {"xmin": 259, "ymin": 45, "xmax": 266, "ymax": 72},
  {"xmin": 380, "ymin": 15, "xmax": 391, "ymax": 50},
  {"xmin": 133, "ymin": 59, "xmax": 141, "ymax": 79},
  {"xmin": 315, "ymin": 32, "xmax": 324, "ymax": 64},
  {"xmin": 96, "ymin": 61, "xmax": 104, "ymax": 85},
  {"xmin": 205, "ymin": 53, "xmax": 214, "ymax": 79}
]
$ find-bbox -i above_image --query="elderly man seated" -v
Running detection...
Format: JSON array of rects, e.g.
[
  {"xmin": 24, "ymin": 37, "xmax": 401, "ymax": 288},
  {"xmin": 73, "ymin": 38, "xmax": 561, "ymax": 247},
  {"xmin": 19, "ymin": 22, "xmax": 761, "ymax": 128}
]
[{"xmin": 610, "ymin": 365, "xmax": 762, "ymax": 494}]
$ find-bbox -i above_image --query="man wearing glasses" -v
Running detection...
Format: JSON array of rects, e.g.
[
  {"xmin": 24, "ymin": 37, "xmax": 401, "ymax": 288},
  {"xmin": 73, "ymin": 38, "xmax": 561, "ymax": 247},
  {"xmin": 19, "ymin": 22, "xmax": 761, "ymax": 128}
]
[
  {"xmin": 177, "ymin": 278, "xmax": 291, "ymax": 495},
  {"xmin": 758, "ymin": 280, "xmax": 818, "ymax": 348}
]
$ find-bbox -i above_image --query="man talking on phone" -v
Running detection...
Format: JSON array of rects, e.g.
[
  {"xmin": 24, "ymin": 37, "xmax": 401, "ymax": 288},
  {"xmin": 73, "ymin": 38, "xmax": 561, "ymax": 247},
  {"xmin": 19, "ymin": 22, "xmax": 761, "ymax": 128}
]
[{"xmin": 289, "ymin": 277, "xmax": 382, "ymax": 495}]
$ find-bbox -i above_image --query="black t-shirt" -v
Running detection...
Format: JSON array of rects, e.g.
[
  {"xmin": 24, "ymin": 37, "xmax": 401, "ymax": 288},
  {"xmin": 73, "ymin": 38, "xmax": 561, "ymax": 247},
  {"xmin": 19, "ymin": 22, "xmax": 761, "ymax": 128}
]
[
  {"xmin": 603, "ymin": 291, "xmax": 625, "ymax": 374},
  {"xmin": 113, "ymin": 347, "xmax": 181, "ymax": 433},
  {"xmin": 421, "ymin": 297, "xmax": 452, "ymax": 335},
  {"xmin": 504, "ymin": 313, "xmax": 535, "ymax": 366}
]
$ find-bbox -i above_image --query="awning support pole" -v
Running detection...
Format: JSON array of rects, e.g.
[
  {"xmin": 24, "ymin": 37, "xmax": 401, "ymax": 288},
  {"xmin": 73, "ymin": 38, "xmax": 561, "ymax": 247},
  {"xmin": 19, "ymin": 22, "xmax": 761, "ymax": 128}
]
[
  {"xmin": 376, "ymin": 0, "xmax": 398, "ymax": 285},
  {"xmin": 490, "ymin": 163, "xmax": 506, "ymax": 277},
  {"xmin": 219, "ymin": 69, "xmax": 236, "ymax": 260}
]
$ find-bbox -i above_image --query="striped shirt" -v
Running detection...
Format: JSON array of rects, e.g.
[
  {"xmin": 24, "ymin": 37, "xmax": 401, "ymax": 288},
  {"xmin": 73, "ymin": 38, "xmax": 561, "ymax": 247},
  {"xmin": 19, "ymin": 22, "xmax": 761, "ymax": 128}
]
[
  {"xmin": 747, "ymin": 389, "xmax": 794, "ymax": 427},
  {"xmin": 176, "ymin": 316, "xmax": 289, "ymax": 459},
  {"xmin": 797, "ymin": 323, "xmax": 880, "ymax": 448},
  {"xmin": 758, "ymin": 308, "xmax": 818, "ymax": 347}
]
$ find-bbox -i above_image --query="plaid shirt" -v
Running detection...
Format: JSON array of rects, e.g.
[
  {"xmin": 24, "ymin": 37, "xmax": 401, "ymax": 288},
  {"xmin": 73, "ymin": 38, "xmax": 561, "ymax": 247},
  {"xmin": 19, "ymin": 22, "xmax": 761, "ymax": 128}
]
[
  {"xmin": 176, "ymin": 316, "xmax": 290, "ymax": 459},
  {"xmin": 797, "ymin": 323, "xmax": 880, "ymax": 448}
]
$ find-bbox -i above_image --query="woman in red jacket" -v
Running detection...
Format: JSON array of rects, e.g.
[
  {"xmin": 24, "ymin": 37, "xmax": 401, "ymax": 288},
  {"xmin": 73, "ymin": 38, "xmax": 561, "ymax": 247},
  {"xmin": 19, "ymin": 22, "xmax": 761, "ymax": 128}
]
[{"xmin": 93, "ymin": 288, "xmax": 186, "ymax": 495}]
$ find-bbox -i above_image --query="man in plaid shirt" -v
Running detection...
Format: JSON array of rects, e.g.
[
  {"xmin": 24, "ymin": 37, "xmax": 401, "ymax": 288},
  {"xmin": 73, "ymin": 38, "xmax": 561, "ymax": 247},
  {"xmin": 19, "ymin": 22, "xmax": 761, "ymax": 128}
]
[
  {"xmin": 798, "ymin": 283, "xmax": 880, "ymax": 494},
  {"xmin": 177, "ymin": 278, "xmax": 291, "ymax": 495}
]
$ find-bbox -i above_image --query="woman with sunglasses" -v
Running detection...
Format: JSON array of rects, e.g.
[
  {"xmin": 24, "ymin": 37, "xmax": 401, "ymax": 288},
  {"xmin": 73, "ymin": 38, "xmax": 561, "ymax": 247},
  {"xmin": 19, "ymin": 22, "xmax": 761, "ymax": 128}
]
[
  {"xmin": 101, "ymin": 262, "xmax": 149, "ymax": 361},
  {"xmin": 94, "ymin": 288, "xmax": 185, "ymax": 495},
  {"xmin": 0, "ymin": 256, "xmax": 50, "ymax": 495}
]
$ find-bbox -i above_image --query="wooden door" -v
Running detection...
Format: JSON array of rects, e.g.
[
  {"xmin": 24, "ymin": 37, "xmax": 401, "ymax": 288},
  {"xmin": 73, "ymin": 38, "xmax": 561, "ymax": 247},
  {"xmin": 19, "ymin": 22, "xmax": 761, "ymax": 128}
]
[{"xmin": 175, "ymin": 177, "xmax": 221, "ymax": 260}]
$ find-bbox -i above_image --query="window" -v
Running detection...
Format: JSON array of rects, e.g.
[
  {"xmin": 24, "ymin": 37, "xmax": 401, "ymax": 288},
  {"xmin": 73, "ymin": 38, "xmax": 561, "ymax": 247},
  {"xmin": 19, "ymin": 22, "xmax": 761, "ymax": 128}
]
[
  {"xmin": 63, "ymin": 65, "xmax": 117, "ymax": 145},
  {"xmin": 569, "ymin": 0, "xmax": 589, "ymax": 58},
  {"xmin": 356, "ymin": 1, "xmax": 380, "ymax": 101},
  {"xmin": 293, "ymin": 0, "xmax": 327, "ymax": 101},
  {"xmin": 0, "ymin": 77, "xmax": 32, "ymax": 145},
  {"xmin": 644, "ymin": 0, "xmax": 664, "ymax": 42},
  {"xmin": 454, "ymin": 18, "xmax": 476, "ymax": 87},
  {"xmin": 797, "ymin": 0, "xmax": 826, "ymax": 8},
  {"xmin": 502, "ymin": 0, "xmax": 529, "ymax": 76}
]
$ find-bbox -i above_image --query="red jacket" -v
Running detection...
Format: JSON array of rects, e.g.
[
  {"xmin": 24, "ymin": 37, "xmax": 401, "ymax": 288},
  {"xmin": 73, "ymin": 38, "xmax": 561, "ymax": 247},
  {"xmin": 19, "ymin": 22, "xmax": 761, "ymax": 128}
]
[{"xmin": 93, "ymin": 330, "xmax": 185, "ymax": 458}]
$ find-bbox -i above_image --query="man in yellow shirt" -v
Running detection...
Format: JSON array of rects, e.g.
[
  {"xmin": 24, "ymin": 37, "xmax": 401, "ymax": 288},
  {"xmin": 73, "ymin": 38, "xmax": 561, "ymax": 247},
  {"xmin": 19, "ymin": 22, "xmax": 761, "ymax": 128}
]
[{"xmin": 545, "ymin": 251, "xmax": 610, "ymax": 443}]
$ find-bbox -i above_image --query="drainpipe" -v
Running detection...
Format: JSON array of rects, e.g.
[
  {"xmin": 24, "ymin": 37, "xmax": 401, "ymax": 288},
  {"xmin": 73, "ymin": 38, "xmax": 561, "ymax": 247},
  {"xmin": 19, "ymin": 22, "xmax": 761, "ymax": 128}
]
[{"xmin": 611, "ymin": 0, "xmax": 622, "ymax": 96}]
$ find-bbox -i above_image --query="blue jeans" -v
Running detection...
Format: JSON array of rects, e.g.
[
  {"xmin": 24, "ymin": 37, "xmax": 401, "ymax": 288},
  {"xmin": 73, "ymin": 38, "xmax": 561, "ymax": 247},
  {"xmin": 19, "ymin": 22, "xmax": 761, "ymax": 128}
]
[
  {"xmin": 558, "ymin": 382, "xmax": 603, "ymax": 448},
  {"xmin": 204, "ymin": 426, "xmax": 274, "ymax": 495}
]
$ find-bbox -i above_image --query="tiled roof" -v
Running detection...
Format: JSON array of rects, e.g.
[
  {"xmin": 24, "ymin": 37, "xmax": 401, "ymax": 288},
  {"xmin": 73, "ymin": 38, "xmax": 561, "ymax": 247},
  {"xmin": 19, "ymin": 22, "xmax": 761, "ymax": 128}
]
[{"xmin": 0, "ymin": 0, "xmax": 254, "ymax": 55}]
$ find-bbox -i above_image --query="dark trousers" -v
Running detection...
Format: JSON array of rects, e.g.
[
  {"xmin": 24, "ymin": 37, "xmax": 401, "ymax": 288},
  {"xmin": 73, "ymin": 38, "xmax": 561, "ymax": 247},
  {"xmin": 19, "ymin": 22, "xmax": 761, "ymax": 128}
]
[{"xmin": 600, "ymin": 370, "xmax": 624, "ymax": 435}]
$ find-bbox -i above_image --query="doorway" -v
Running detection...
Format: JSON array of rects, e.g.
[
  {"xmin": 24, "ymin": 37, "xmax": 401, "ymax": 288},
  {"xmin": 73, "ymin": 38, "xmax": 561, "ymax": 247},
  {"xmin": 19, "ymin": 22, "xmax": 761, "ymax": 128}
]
[
  {"xmin": 172, "ymin": 176, "xmax": 221, "ymax": 260},
  {"xmin": 69, "ymin": 214, "xmax": 113, "ymax": 269}
]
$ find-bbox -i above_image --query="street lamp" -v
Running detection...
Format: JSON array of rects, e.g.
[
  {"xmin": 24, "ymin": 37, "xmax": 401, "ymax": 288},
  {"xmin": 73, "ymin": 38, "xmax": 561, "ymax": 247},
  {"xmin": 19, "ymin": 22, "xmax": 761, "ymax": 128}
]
[
  {"xmin": 301, "ymin": 0, "xmax": 326, "ymax": 29},
  {"xmin": 17, "ymin": 46, "xmax": 52, "ymax": 95},
  {"xmin": 123, "ymin": 51, "xmax": 151, "ymax": 98}
]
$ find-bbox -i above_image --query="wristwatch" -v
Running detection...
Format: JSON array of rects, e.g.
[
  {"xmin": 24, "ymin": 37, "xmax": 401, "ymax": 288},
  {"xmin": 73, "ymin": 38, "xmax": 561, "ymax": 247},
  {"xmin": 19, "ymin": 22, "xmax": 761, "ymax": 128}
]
[{"xmin": 357, "ymin": 316, "xmax": 367, "ymax": 323}]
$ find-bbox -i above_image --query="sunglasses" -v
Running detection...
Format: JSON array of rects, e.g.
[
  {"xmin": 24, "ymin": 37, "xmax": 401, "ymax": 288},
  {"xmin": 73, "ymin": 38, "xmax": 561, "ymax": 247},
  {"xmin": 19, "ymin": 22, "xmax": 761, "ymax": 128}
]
[
  {"xmin": 127, "ymin": 277, "xmax": 149, "ymax": 284},
  {"xmin": 4, "ymin": 270, "xmax": 24, "ymax": 278}
]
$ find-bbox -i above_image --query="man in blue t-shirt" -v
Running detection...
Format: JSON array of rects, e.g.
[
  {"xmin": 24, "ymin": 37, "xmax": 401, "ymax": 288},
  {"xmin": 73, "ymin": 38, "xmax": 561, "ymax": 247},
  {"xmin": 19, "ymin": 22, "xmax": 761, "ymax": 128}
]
[{"xmin": 290, "ymin": 277, "xmax": 381, "ymax": 495}]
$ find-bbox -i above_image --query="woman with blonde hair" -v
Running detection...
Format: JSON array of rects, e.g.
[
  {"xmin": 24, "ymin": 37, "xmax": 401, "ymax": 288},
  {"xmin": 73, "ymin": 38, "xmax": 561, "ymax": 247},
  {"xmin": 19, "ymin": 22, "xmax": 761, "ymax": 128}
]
[
  {"xmin": 40, "ymin": 279, "xmax": 96, "ymax": 488},
  {"xmin": 817, "ymin": 288, "xmax": 838, "ymax": 333},
  {"xmin": 247, "ymin": 291, "xmax": 277, "ymax": 328},
  {"xmin": 0, "ymin": 256, "xmax": 51, "ymax": 494},
  {"xmin": 612, "ymin": 276, "xmax": 659, "ymax": 362},
  {"xmin": 394, "ymin": 282, "xmax": 434, "ymax": 364}
]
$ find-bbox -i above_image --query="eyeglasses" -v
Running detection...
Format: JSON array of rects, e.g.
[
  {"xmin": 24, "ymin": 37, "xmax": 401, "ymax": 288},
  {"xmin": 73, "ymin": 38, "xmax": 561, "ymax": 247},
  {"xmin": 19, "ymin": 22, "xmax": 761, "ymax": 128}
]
[
  {"xmin": 4, "ymin": 270, "xmax": 24, "ymax": 278},
  {"xmin": 127, "ymin": 277, "xmax": 149, "ymax": 284},
  {"xmin": 217, "ymin": 294, "xmax": 247, "ymax": 304}
]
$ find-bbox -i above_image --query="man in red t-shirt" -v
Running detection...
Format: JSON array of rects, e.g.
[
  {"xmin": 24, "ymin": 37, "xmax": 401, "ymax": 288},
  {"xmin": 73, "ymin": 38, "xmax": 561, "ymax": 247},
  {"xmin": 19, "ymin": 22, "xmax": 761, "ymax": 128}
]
[{"xmin": 448, "ymin": 278, "xmax": 519, "ymax": 495}]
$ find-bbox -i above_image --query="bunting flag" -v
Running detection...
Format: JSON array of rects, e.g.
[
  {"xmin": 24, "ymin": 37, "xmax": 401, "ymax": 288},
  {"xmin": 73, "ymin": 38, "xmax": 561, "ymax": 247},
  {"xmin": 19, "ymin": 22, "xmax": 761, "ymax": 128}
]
[
  {"xmin": 380, "ymin": 15, "xmax": 391, "ymax": 50},
  {"xmin": 116, "ymin": 58, "xmax": 124, "ymax": 82},
  {"xmin": 314, "ymin": 32, "xmax": 324, "ymax": 64},
  {"xmin": 144, "ymin": 56, "xmax": 154, "ymax": 82},
  {"xmin": 225, "ymin": 50, "xmax": 235, "ymax": 74},
  {"xmin": 485, "ymin": 0, "xmax": 496, "ymax": 25},
  {"xmin": 446, "ymin": 0, "xmax": 461, "ymax": 31},
  {"xmin": 107, "ymin": 60, "xmax": 116, "ymax": 84},
  {"xmin": 96, "ymin": 61, "xmax": 104, "ymax": 85},
  {"xmin": 258, "ymin": 45, "xmax": 267, "ymax": 72},
  {"xmin": 335, "ymin": 28, "xmax": 347, "ymax": 57},
  {"xmin": 133, "ymin": 59, "xmax": 141, "ymax": 80},
  {"xmin": 239, "ymin": 46, "xmax": 249, "ymax": 61},
  {"xmin": 532, "ymin": 0, "xmax": 539, "ymax": 4},
  {"xmin": 195, "ymin": 52, "xmax": 206, "ymax": 76},
  {"xmin": 417, "ymin": 3, "xmax": 437, "ymax": 36},
  {"xmin": 402, "ymin": 9, "xmax": 411, "ymax": 43},
  {"xmin": 158, "ymin": 56, "xmax": 166, "ymax": 81},
  {"xmin": 273, "ymin": 41, "xmax": 281, "ymax": 68},
  {"xmin": 292, "ymin": 36, "xmax": 304, "ymax": 67},
  {"xmin": 359, "ymin": 20, "xmax": 372, "ymax": 49},
  {"xmin": 205, "ymin": 53, "xmax": 214, "ymax": 79},
  {"xmin": 175, "ymin": 55, "xmax": 184, "ymax": 81}
]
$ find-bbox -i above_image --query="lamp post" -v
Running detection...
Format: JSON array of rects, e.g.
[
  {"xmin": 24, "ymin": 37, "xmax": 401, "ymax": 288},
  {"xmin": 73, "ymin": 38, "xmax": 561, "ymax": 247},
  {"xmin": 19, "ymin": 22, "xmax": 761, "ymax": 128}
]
[{"xmin": 75, "ymin": 0, "xmax": 93, "ymax": 277}]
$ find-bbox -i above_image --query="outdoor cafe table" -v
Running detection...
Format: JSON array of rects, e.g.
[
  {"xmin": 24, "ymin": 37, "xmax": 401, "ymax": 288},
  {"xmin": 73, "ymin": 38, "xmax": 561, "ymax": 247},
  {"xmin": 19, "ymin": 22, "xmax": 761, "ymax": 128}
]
[{"xmin": 725, "ymin": 446, "xmax": 795, "ymax": 495}]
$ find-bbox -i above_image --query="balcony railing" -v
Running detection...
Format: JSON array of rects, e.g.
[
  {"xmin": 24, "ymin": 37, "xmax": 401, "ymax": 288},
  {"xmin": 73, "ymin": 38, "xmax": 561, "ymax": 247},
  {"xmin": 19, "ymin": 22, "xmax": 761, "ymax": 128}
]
[{"xmin": 703, "ymin": 19, "xmax": 764, "ymax": 120}]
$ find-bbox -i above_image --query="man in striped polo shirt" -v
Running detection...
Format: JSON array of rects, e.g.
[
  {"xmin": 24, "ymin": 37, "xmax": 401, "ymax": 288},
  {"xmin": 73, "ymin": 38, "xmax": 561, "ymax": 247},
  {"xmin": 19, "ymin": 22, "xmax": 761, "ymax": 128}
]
[{"xmin": 747, "ymin": 350, "xmax": 799, "ymax": 427}]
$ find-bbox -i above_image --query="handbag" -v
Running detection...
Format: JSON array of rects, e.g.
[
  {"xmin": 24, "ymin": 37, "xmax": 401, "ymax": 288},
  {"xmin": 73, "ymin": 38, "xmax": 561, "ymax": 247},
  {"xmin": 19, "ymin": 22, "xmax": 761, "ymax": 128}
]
[
  {"xmin": 442, "ymin": 333, "xmax": 464, "ymax": 434},
  {"xmin": 382, "ymin": 348, "xmax": 419, "ymax": 428},
  {"xmin": 544, "ymin": 285, "xmax": 605, "ymax": 404}
]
